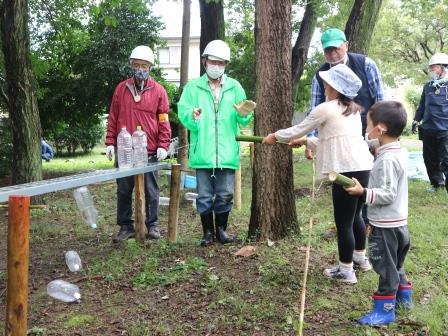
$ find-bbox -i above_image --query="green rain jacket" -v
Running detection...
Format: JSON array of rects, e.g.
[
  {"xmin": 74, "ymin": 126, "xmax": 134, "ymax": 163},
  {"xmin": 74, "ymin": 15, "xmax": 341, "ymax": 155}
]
[{"xmin": 178, "ymin": 74, "xmax": 253, "ymax": 170}]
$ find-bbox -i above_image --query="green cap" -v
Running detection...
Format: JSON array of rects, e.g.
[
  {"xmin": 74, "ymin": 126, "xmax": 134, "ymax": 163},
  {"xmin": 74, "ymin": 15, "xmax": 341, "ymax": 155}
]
[{"xmin": 321, "ymin": 28, "xmax": 346, "ymax": 49}]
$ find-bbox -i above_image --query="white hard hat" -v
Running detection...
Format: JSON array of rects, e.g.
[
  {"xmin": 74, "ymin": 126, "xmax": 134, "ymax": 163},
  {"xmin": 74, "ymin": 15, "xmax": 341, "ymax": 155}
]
[
  {"xmin": 428, "ymin": 52, "xmax": 448, "ymax": 66},
  {"xmin": 202, "ymin": 40, "xmax": 231, "ymax": 62},
  {"xmin": 130, "ymin": 46, "xmax": 155, "ymax": 65}
]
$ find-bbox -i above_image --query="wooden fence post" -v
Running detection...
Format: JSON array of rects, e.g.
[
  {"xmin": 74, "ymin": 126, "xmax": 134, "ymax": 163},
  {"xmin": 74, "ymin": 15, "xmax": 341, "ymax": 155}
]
[{"xmin": 5, "ymin": 195, "xmax": 30, "ymax": 336}]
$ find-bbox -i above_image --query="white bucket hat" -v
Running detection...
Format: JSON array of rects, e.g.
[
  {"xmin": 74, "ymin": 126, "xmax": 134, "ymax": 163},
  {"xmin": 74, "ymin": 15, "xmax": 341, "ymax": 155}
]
[{"xmin": 319, "ymin": 64, "xmax": 362, "ymax": 98}]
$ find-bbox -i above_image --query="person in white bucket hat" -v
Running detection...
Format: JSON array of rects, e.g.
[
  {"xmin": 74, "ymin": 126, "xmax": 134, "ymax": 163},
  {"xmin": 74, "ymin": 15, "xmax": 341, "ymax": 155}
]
[{"xmin": 264, "ymin": 63, "xmax": 374, "ymax": 284}]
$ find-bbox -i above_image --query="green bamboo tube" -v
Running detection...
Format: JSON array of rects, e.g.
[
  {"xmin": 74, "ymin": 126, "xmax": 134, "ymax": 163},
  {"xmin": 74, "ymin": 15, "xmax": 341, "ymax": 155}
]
[
  {"xmin": 235, "ymin": 135, "xmax": 264, "ymax": 143},
  {"xmin": 328, "ymin": 171, "xmax": 356, "ymax": 187}
]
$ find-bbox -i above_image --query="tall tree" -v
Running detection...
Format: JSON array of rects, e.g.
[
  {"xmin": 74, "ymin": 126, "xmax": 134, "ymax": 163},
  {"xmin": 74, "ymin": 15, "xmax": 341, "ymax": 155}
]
[
  {"xmin": 249, "ymin": 0, "xmax": 297, "ymax": 239},
  {"xmin": 291, "ymin": 0, "xmax": 317, "ymax": 99},
  {"xmin": 1, "ymin": 0, "xmax": 42, "ymax": 185},
  {"xmin": 344, "ymin": 0, "xmax": 383, "ymax": 54},
  {"xmin": 199, "ymin": 0, "xmax": 225, "ymax": 74}
]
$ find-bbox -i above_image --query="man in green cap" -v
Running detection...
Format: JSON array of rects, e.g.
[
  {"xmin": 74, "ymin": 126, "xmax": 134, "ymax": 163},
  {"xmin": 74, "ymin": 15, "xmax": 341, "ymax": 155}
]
[{"xmin": 307, "ymin": 28, "xmax": 384, "ymax": 139}]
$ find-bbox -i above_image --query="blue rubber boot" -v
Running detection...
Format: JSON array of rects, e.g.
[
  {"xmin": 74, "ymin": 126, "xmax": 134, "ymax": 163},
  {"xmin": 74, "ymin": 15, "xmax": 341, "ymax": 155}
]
[
  {"xmin": 396, "ymin": 282, "xmax": 413, "ymax": 309},
  {"xmin": 358, "ymin": 294, "xmax": 396, "ymax": 326}
]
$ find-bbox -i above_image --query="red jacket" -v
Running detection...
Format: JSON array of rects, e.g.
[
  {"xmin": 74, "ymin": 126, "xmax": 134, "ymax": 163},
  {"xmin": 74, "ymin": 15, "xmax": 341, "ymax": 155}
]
[{"xmin": 106, "ymin": 77, "xmax": 171, "ymax": 153}]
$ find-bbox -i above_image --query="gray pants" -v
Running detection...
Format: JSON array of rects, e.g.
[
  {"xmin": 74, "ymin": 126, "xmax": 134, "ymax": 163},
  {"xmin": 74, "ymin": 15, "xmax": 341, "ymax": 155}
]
[
  {"xmin": 368, "ymin": 225, "xmax": 410, "ymax": 296},
  {"xmin": 116, "ymin": 155, "xmax": 159, "ymax": 230}
]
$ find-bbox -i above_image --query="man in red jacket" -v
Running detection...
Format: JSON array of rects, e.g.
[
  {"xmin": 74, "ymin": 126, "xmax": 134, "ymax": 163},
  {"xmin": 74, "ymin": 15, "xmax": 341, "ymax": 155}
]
[{"xmin": 105, "ymin": 45, "xmax": 171, "ymax": 242}]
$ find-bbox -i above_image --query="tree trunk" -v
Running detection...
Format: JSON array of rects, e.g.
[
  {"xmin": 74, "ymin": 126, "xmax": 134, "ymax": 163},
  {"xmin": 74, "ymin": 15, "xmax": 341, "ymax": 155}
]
[
  {"xmin": 291, "ymin": 0, "xmax": 316, "ymax": 98},
  {"xmin": 199, "ymin": 0, "xmax": 225, "ymax": 75},
  {"xmin": 1, "ymin": 0, "xmax": 43, "ymax": 186},
  {"xmin": 344, "ymin": 0, "xmax": 383, "ymax": 54},
  {"xmin": 249, "ymin": 0, "xmax": 297, "ymax": 240},
  {"xmin": 178, "ymin": 0, "xmax": 191, "ymax": 170}
]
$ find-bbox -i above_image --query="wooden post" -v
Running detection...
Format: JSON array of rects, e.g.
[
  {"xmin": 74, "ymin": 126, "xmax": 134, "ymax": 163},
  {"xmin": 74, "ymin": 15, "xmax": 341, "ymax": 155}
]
[
  {"xmin": 167, "ymin": 164, "xmax": 181, "ymax": 242},
  {"xmin": 134, "ymin": 174, "xmax": 146, "ymax": 244},
  {"xmin": 5, "ymin": 195, "xmax": 30, "ymax": 336}
]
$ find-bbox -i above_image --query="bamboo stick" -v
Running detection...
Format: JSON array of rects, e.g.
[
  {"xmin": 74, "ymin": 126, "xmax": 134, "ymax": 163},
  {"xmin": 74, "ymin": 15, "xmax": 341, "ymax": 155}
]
[
  {"xmin": 328, "ymin": 171, "xmax": 355, "ymax": 187},
  {"xmin": 235, "ymin": 135, "xmax": 264, "ymax": 143}
]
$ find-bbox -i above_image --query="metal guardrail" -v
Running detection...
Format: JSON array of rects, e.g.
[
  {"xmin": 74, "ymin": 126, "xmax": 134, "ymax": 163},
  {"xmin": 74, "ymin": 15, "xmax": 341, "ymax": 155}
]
[{"xmin": 0, "ymin": 162, "xmax": 171, "ymax": 202}]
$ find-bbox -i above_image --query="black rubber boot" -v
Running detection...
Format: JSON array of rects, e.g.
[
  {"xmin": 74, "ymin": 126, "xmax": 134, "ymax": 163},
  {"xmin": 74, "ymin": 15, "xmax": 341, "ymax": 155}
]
[
  {"xmin": 200, "ymin": 212, "xmax": 214, "ymax": 247},
  {"xmin": 215, "ymin": 212, "xmax": 234, "ymax": 244}
]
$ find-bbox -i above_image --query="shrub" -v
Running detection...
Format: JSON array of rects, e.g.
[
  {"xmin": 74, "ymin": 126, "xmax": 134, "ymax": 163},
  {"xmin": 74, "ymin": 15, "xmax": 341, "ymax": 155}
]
[{"xmin": 53, "ymin": 124, "xmax": 104, "ymax": 154}]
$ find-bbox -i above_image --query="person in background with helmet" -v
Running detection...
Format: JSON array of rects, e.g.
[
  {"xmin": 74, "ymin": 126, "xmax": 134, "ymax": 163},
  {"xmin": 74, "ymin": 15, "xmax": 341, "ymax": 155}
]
[
  {"xmin": 178, "ymin": 39, "xmax": 255, "ymax": 247},
  {"xmin": 413, "ymin": 52, "xmax": 448, "ymax": 193},
  {"xmin": 105, "ymin": 45, "xmax": 171, "ymax": 242}
]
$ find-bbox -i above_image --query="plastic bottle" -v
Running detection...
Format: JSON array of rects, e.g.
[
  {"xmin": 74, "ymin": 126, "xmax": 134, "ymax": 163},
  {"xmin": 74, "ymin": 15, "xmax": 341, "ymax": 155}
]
[
  {"xmin": 117, "ymin": 127, "xmax": 133, "ymax": 168},
  {"xmin": 159, "ymin": 196, "xmax": 170, "ymax": 206},
  {"xmin": 73, "ymin": 186, "xmax": 98, "ymax": 229},
  {"xmin": 65, "ymin": 250, "xmax": 82, "ymax": 272},
  {"xmin": 132, "ymin": 126, "xmax": 148, "ymax": 167},
  {"xmin": 184, "ymin": 192, "xmax": 198, "ymax": 201},
  {"xmin": 47, "ymin": 279, "xmax": 81, "ymax": 302}
]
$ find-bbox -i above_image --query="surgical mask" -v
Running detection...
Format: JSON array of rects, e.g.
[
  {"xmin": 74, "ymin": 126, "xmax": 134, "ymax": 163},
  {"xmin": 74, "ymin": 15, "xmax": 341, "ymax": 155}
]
[
  {"xmin": 430, "ymin": 71, "xmax": 440, "ymax": 81},
  {"xmin": 133, "ymin": 68, "xmax": 150, "ymax": 81},
  {"xmin": 206, "ymin": 64, "xmax": 225, "ymax": 79},
  {"xmin": 364, "ymin": 130, "xmax": 380, "ymax": 148}
]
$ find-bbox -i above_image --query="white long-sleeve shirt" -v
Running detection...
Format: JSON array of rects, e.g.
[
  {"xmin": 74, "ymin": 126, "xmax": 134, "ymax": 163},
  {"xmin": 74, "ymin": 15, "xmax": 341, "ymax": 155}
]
[
  {"xmin": 275, "ymin": 99, "xmax": 373, "ymax": 178},
  {"xmin": 365, "ymin": 141, "xmax": 408, "ymax": 228}
]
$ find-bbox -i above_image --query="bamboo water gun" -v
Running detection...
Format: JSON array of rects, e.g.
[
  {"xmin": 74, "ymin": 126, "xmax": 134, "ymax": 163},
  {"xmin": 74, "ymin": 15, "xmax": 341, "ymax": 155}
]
[{"xmin": 328, "ymin": 171, "xmax": 356, "ymax": 187}]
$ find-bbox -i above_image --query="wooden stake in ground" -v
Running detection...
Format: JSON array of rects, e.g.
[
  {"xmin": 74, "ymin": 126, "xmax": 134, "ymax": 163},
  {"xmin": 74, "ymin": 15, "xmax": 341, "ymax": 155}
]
[
  {"xmin": 134, "ymin": 174, "xmax": 146, "ymax": 244},
  {"xmin": 5, "ymin": 195, "xmax": 30, "ymax": 336},
  {"xmin": 168, "ymin": 164, "xmax": 181, "ymax": 243}
]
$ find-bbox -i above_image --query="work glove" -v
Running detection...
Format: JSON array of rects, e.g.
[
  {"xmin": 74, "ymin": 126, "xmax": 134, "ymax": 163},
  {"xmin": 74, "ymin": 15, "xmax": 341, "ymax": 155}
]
[
  {"xmin": 106, "ymin": 145, "xmax": 115, "ymax": 161},
  {"xmin": 411, "ymin": 120, "xmax": 419, "ymax": 134},
  {"xmin": 157, "ymin": 148, "xmax": 168, "ymax": 161},
  {"xmin": 234, "ymin": 100, "xmax": 256, "ymax": 117}
]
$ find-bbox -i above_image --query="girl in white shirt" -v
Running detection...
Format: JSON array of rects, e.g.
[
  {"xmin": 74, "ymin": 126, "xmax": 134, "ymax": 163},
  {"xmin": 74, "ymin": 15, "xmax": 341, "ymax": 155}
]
[{"xmin": 264, "ymin": 64, "xmax": 373, "ymax": 284}]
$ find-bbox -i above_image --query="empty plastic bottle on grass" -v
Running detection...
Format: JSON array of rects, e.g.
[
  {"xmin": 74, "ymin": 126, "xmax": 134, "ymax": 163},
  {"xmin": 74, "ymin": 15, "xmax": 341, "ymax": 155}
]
[
  {"xmin": 47, "ymin": 279, "xmax": 81, "ymax": 303},
  {"xmin": 184, "ymin": 192, "xmax": 198, "ymax": 209},
  {"xmin": 132, "ymin": 126, "xmax": 148, "ymax": 167},
  {"xmin": 117, "ymin": 127, "xmax": 133, "ymax": 168},
  {"xmin": 65, "ymin": 250, "xmax": 82, "ymax": 272},
  {"xmin": 73, "ymin": 186, "xmax": 98, "ymax": 229}
]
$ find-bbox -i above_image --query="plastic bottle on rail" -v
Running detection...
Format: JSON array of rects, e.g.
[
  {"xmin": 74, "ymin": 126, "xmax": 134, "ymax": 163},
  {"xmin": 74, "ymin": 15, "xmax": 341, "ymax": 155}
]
[
  {"xmin": 65, "ymin": 250, "xmax": 82, "ymax": 272},
  {"xmin": 117, "ymin": 127, "xmax": 133, "ymax": 168},
  {"xmin": 132, "ymin": 126, "xmax": 148, "ymax": 167},
  {"xmin": 47, "ymin": 279, "xmax": 81, "ymax": 302},
  {"xmin": 73, "ymin": 186, "xmax": 98, "ymax": 229}
]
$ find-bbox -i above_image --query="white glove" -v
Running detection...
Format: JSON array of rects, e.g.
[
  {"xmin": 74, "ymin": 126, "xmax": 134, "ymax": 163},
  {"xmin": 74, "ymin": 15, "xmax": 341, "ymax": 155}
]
[
  {"xmin": 157, "ymin": 148, "xmax": 168, "ymax": 161},
  {"xmin": 106, "ymin": 145, "xmax": 115, "ymax": 161}
]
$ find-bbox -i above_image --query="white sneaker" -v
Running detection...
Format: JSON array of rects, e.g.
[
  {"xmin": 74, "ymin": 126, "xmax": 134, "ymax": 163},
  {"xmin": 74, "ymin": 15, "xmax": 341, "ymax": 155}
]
[
  {"xmin": 323, "ymin": 266, "xmax": 357, "ymax": 284},
  {"xmin": 353, "ymin": 256, "xmax": 373, "ymax": 271}
]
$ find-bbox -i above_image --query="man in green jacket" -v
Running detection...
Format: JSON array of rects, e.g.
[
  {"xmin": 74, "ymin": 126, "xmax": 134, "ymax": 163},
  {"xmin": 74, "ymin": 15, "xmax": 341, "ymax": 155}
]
[{"xmin": 178, "ymin": 39, "xmax": 254, "ymax": 246}]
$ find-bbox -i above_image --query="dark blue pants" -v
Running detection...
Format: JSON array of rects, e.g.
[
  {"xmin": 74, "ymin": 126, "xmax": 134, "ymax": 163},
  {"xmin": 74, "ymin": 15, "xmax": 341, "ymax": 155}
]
[
  {"xmin": 196, "ymin": 168, "xmax": 235, "ymax": 215},
  {"xmin": 421, "ymin": 129, "xmax": 448, "ymax": 190},
  {"xmin": 116, "ymin": 155, "xmax": 159, "ymax": 230}
]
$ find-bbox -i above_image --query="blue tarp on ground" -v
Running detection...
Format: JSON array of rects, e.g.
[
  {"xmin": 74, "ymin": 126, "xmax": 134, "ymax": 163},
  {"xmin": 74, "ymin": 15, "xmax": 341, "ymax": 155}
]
[{"xmin": 408, "ymin": 151, "xmax": 429, "ymax": 182}]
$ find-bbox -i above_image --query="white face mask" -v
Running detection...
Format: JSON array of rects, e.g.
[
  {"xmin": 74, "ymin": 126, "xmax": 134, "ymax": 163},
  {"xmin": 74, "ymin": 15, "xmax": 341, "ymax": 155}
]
[
  {"xmin": 430, "ymin": 71, "xmax": 440, "ymax": 81},
  {"xmin": 364, "ymin": 130, "xmax": 380, "ymax": 148},
  {"xmin": 206, "ymin": 64, "xmax": 225, "ymax": 79}
]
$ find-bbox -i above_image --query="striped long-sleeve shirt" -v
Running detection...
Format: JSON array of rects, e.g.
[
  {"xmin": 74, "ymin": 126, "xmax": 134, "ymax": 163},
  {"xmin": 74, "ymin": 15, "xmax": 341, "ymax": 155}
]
[{"xmin": 364, "ymin": 141, "xmax": 408, "ymax": 228}]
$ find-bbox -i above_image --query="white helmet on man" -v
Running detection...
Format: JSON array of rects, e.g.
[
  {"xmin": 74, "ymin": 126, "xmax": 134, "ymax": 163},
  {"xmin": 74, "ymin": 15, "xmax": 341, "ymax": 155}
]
[
  {"xmin": 202, "ymin": 40, "xmax": 231, "ymax": 62},
  {"xmin": 428, "ymin": 52, "xmax": 448, "ymax": 66},
  {"xmin": 130, "ymin": 46, "xmax": 155, "ymax": 65}
]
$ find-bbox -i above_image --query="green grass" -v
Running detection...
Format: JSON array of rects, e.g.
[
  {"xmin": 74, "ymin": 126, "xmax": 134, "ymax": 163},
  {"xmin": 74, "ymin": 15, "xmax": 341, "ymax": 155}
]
[{"xmin": 3, "ymin": 137, "xmax": 447, "ymax": 335}]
